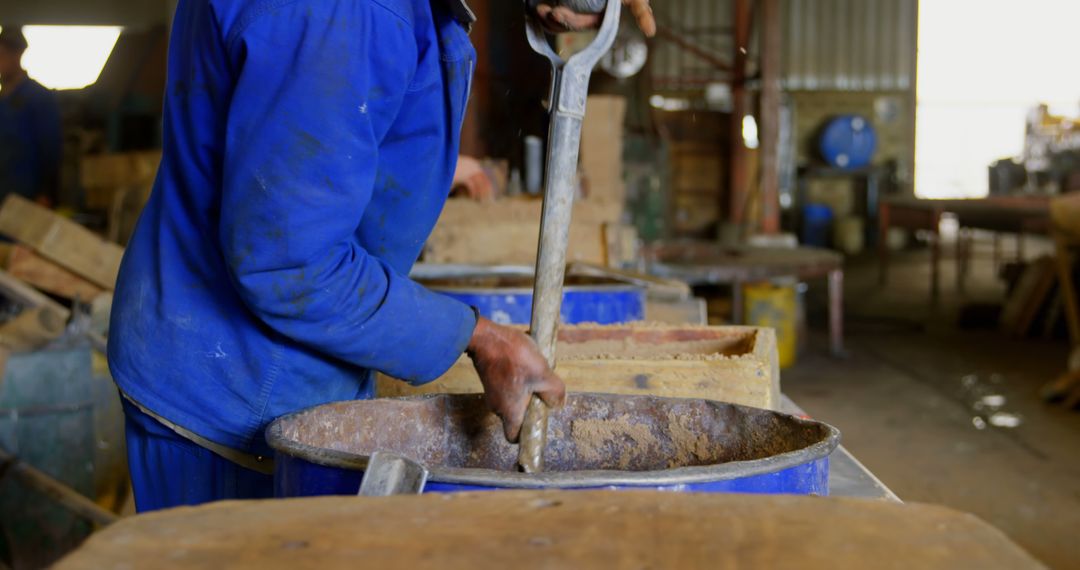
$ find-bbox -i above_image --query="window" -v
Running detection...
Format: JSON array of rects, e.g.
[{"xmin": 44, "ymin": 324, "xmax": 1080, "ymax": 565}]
[{"xmin": 915, "ymin": 0, "xmax": 1080, "ymax": 198}]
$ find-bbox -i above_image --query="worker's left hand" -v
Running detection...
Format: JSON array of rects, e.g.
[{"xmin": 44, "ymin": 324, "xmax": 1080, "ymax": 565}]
[
  {"xmin": 467, "ymin": 317, "xmax": 566, "ymax": 442},
  {"xmin": 533, "ymin": 0, "xmax": 656, "ymax": 38}
]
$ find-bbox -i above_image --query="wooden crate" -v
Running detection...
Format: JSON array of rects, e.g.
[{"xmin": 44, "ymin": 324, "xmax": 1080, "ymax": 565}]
[
  {"xmin": 580, "ymin": 95, "xmax": 627, "ymax": 204},
  {"xmin": 80, "ymin": 151, "xmax": 161, "ymax": 210},
  {"xmin": 423, "ymin": 197, "xmax": 622, "ymax": 266},
  {"xmin": 378, "ymin": 324, "xmax": 781, "ymax": 410}
]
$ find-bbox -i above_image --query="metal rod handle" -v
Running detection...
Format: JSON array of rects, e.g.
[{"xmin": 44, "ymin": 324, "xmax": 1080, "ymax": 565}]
[{"xmin": 518, "ymin": 0, "xmax": 622, "ymax": 473}]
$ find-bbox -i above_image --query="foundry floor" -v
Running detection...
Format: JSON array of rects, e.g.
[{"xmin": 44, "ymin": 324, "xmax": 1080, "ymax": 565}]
[{"xmin": 783, "ymin": 236, "xmax": 1080, "ymax": 569}]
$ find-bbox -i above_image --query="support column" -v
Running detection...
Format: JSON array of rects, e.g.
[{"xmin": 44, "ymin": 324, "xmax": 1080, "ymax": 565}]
[
  {"xmin": 759, "ymin": 0, "xmax": 782, "ymax": 234},
  {"xmin": 727, "ymin": 0, "xmax": 752, "ymax": 230}
]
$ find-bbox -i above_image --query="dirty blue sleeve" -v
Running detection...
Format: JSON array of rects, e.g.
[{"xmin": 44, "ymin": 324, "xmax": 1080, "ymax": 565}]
[{"xmin": 217, "ymin": 3, "xmax": 475, "ymax": 384}]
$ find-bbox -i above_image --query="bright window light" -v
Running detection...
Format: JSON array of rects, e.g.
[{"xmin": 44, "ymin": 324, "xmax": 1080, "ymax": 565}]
[
  {"xmin": 16, "ymin": 26, "xmax": 121, "ymax": 90},
  {"xmin": 915, "ymin": 0, "xmax": 1080, "ymax": 198},
  {"xmin": 742, "ymin": 115, "xmax": 759, "ymax": 150}
]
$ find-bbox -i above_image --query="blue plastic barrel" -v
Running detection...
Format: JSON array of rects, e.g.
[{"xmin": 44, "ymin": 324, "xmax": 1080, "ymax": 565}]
[
  {"xmin": 437, "ymin": 286, "xmax": 644, "ymax": 325},
  {"xmin": 267, "ymin": 394, "xmax": 840, "ymax": 497},
  {"xmin": 801, "ymin": 204, "xmax": 833, "ymax": 247},
  {"xmin": 413, "ymin": 265, "xmax": 645, "ymax": 325},
  {"xmin": 819, "ymin": 115, "xmax": 877, "ymax": 170}
]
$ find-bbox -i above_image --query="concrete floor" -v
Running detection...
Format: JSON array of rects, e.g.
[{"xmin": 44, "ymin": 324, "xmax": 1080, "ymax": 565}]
[{"xmin": 784, "ymin": 237, "xmax": 1080, "ymax": 569}]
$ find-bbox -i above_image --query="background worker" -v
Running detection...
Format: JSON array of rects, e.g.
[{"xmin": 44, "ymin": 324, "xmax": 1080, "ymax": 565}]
[{"xmin": 0, "ymin": 27, "xmax": 62, "ymax": 206}]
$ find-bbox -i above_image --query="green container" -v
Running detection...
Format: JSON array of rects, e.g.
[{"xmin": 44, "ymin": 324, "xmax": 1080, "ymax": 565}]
[{"xmin": 0, "ymin": 349, "xmax": 98, "ymax": 568}]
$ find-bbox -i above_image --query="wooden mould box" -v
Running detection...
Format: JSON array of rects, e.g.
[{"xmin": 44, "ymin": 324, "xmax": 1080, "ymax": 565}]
[{"xmin": 378, "ymin": 324, "xmax": 781, "ymax": 410}]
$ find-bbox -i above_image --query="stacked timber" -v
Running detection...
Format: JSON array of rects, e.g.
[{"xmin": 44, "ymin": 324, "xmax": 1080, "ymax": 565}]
[{"xmin": 0, "ymin": 195, "xmax": 121, "ymax": 352}]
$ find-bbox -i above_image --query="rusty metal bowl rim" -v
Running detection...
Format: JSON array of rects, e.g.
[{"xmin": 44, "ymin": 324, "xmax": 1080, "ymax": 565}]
[
  {"xmin": 265, "ymin": 394, "xmax": 842, "ymax": 488},
  {"xmin": 410, "ymin": 263, "xmax": 644, "ymax": 295}
]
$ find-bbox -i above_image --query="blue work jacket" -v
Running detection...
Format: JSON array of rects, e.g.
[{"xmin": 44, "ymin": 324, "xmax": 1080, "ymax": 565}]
[
  {"xmin": 0, "ymin": 77, "xmax": 62, "ymax": 201},
  {"xmin": 109, "ymin": 0, "xmax": 477, "ymax": 456}
]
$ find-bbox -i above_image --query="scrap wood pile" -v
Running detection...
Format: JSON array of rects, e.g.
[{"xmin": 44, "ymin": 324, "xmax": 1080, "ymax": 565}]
[
  {"xmin": 1041, "ymin": 193, "xmax": 1080, "ymax": 409},
  {"xmin": 0, "ymin": 194, "xmax": 120, "ymax": 353}
]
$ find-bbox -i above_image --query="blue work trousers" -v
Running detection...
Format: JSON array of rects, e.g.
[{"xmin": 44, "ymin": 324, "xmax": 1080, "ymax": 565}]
[{"xmin": 123, "ymin": 399, "xmax": 273, "ymax": 512}]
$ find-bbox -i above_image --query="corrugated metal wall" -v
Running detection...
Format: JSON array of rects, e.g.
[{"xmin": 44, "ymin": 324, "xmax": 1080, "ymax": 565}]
[
  {"xmin": 782, "ymin": 0, "xmax": 917, "ymax": 91},
  {"xmin": 650, "ymin": 0, "xmax": 917, "ymax": 93},
  {"xmin": 650, "ymin": 0, "xmax": 735, "ymax": 92}
]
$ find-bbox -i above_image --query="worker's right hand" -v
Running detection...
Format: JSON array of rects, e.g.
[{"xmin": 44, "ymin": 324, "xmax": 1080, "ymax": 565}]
[
  {"xmin": 532, "ymin": 0, "xmax": 656, "ymax": 38},
  {"xmin": 467, "ymin": 316, "xmax": 566, "ymax": 443}
]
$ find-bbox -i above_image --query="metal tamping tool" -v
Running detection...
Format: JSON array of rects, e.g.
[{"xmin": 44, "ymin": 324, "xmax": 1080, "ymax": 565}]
[{"xmin": 518, "ymin": 0, "xmax": 622, "ymax": 473}]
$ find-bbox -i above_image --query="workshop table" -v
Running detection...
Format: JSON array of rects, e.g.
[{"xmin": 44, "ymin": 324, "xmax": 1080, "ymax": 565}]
[
  {"xmin": 642, "ymin": 242, "xmax": 845, "ymax": 356},
  {"xmin": 877, "ymin": 195, "xmax": 1051, "ymax": 301},
  {"xmin": 782, "ymin": 395, "xmax": 898, "ymax": 501}
]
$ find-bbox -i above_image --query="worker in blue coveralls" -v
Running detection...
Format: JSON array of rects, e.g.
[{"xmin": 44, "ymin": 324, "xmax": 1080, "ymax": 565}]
[
  {"xmin": 109, "ymin": 0, "xmax": 655, "ymax": 512},
  {"xmin": 0, "ymin": 27, "xmax": 62, "ymax": 206}
]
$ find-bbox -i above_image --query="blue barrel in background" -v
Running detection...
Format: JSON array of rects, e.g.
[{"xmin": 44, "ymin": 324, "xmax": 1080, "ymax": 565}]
[
  {"xmin": 267, "ymin": 394, "xmax": 840, "ymax": 498},
  {"xmin": 412, "ymin": 265, "xmax": 645, "ymax": 325},
  {"xmin": 801, "ymin": 203, "xmax": 834, "ymax": 247},
  {"xmin": 819, "ymin": 115, "xmax": 877, "ymax": 170}
]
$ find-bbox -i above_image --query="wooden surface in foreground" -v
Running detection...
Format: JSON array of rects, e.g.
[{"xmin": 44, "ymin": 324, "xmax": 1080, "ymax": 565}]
[{"xmin": 57, "ymin": 490, "xmax": 1042, "ymax": 569}]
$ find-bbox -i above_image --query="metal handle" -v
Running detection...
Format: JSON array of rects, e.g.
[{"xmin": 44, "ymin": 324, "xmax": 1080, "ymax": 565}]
[{"xmin": 517, "ymin": 0, "xmax": 622, "ymax": 473}]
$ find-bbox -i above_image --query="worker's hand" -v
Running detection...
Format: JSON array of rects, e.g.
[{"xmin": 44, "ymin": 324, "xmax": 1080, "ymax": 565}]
[
  {"xmin": 451, "ymin": 156, "xmax": 494, "ymax": 201},
  {"xmin": 467, "ymin": 316, "xmax": 566, "ymax": 442},
  {"xmin": 533, "ymin": 0, "xmax": 656, "ymax": 38}
]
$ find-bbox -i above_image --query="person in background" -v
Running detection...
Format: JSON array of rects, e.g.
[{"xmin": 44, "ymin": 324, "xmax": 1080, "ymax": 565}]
[{"xmin": 0, "ymin": 27, "xmax": 62, "ymax": 206}]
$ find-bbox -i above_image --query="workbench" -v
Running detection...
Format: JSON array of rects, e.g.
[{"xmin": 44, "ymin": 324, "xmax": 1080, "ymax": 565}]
[
  {"xmin": 58, "ymin": 489, "xmax": 1041, "ymax": 570},
  {"xmin": 643, "ymin": 242, "xmax": 845, "ymax": 356},
  {"xmin": 782, "ymin": 395, "xmax": 898, "ymax": 501},
  {"xmin": 877, "ymin": 195, "xmax": 1052, "ymax": 301}
]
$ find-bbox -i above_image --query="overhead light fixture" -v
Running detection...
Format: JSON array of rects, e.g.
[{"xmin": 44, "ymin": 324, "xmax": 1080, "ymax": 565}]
[{"xmin": 4, "ymin": 25, "xmax": 122, "ymax": 90}]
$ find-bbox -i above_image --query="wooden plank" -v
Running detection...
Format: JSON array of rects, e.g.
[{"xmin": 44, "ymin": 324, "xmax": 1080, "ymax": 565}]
[
  {"xmin": 1001, "ymin": 256, "xmax": 1056, "ymax": 337},
  {"xmin": 645, "ymin": 298, "xmax": 708, "ymax": 325},
  {"xmin": 80, "ymin": 150, "xmax": 161, "ymax": 210},
  {"xmin": 379, "ymin": 325, "xmax": 780, "ymax": 411},
  {"xmin": 580, "ymin": 96, "xmax": 626, "ymax": 204},
  {"xmin": 567, "ymin": 262, "xmax": 692, "ymax": 301},
  {"xmin": 0, "ymin": 195, "xmax": 124, "ymax": 290},
  {"xmin": 424, "ymin": 198, "xmax": 620, "ymax": 266},
  {"xmin": 5, "ymin": 245, "xmax": 106, "ymax": 302},
  {"xmin": 0, "ymin": 269, "xmax": 71, "ymax": 351},
  {"xmin": 0, "ymin": 269, "xmax": 71, "ymax": 323},
  {"xmin": 0, "ymin": 447, "xmax": 118, "ymax": 528},
  {"xmin": 55, "ymin": 492, "xmax": 1043, "ymax": 569},
  {"xmin": 1052, "ymin": 234, "xmax": 1080, "ymax": 345},
  {"xmin": 0, "ymin": 306, "xmax": 67, "ymax": 352}
]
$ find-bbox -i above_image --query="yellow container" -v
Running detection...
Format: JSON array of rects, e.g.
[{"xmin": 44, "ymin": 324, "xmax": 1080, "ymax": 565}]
[{"xmin": 743, "ymin": 281, "xmax": 797, "ymax": 368}]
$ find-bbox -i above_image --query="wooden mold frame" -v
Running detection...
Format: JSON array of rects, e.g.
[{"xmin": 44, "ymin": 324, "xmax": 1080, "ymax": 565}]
[{"xmin": 378, "ymin": 324, "xmax": 781, "ymax": 410}]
